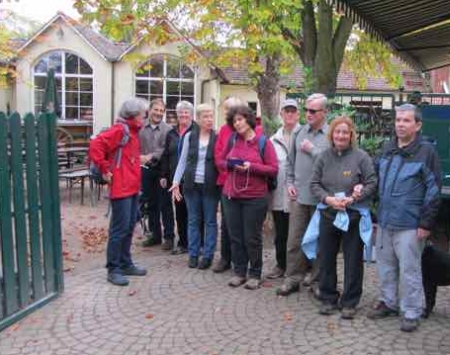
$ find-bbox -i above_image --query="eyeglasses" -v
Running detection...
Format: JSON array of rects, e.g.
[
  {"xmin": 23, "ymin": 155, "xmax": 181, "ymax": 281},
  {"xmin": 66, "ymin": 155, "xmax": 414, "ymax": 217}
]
[{"xmin": 303, "ymin": 107, "xmax": 323, "ymax": 114}]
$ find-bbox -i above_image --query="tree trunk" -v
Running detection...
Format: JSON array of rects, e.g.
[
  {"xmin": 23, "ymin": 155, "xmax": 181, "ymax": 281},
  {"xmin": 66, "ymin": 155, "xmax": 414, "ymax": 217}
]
[
  {"xmin": 285, "ymin": 0, "xmax": 353, "ymax": 97},
  {"xmin": 254, "ymin": 54, "xmax": 281, "ymax": 134}
]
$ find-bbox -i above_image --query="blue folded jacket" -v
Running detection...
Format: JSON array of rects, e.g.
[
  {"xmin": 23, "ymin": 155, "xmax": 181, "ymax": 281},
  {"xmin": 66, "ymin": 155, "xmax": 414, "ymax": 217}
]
[{"xmin": 301, "ymin": 203, "xmax": 373, "ymax": 260}]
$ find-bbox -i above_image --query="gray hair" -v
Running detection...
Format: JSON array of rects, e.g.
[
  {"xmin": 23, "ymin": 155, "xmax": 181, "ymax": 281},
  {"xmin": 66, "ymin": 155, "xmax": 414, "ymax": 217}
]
[
  {"xmin": 119, "ymin": 98, "xmax": 149, "ymax": 119},
  {"xmin": 396, "ymin": 103, "xmax": 422, "ymax": 122},
  {"xmin": 176, "ymin": 101, "xmax": 194, "ymax": 117},
  {"xmin": 196, "ymin": 103, "xmax": 213, "ymax": 118},
  {"xmin": 223, "ymin": 96, "xmax": 244, "ymax": 110},
  {"xmin": 306, "ymin": 93, "xmax": 328, "ymax": 110}
]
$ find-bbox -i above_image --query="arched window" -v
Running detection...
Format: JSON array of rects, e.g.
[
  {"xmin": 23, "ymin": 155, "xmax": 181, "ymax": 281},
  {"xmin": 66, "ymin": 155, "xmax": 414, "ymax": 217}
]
[
  {"xmin": 33, "ymin": 51, "xmax": 93, "ymax": 121},
  {"xmin": 135, "ymin": 54, "xmax": 195, "ymax": 116}
]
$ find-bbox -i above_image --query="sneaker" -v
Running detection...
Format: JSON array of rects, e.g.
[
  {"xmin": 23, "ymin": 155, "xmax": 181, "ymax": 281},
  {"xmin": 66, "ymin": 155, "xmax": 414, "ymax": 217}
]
[
  {"xmin": 121, "ymin": 265, "xmax": 147, "ymax": 276},
  {"xmin": 341, "ymin": 307, "xmax": 357, "ymax": 320},
  {"xmin": 266, "ymin": 266, "xmax": 284, "ymax": 279},
  {"xmin": 142, "ymin": 236, "xmax": 162, "ymax": 247},
  {"xmin": 367, "ymin": 301, "xmax": 399, "ymax": 320},
  {"xmin": 107, "ymin": 273, "xmax": 129, "ymax": 286},
  {"xmin": 171, "ymin": 246, "xmax": 187, "ymax": 255},
  {"xmin": 319, "ymin": 303, "xmax": 339, "ymax": 315},
  {"xmin": 198, "ymin": 258, "xmax": 212, "ymax": 270},
  {"xmin": 228, "ymin": 276, "xmax": 247, "ymax": 287},
  {"xmin": 161, "ymin": 240, "xmax": 174, "ymax": 251},
  {"xmin": 212, "ymin": 258, "xmax": 231, "ymax": 273},
  {"xmin": 244, "ymin": 278, "xmax": 260, "ymax": 290},
  {"xmin": 188, "ymin": 256, "xmax": 198, "ymax": 268},
  {"xmin": 400, "ymin": 317, "xmax": 419, "ymax": 332},
  {"xmin": 276, "ymin": 282, "xmax": 299, "ymax": 296}
]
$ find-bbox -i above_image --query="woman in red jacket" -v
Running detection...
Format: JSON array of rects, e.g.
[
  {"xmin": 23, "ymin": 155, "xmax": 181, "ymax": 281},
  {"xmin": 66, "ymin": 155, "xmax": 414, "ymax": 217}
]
[
  {"xmin": 218, "ymin": 105, "xmax": 278, "ymax": 289},
  {"xmin": 89, "ymin": 98, "xmax": 149, "ymax": 286}
]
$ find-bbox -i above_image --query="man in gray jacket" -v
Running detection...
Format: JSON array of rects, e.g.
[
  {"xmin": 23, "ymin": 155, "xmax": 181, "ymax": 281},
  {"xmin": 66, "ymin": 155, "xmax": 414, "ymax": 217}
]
[
  {"xmin": 139, "ymin": 99, "xmax": 175, "ymax": 250},
  {"xmin": 277, "ymin": 93, "xmax": 329, "ymax": 296}
]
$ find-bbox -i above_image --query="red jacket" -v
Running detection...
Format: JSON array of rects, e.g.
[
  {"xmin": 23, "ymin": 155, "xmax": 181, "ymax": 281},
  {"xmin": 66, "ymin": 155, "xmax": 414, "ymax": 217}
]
[
  {"xmin": 214, "ymin": 124, "xmax": 264, "ymax": 186},
  {"xmin": 89, "ymin": 119, "xmax": 142, "ymax": 199},
  {"xmin": 218, "ymin": 133, "xmax": 278, "ymax": 199}
]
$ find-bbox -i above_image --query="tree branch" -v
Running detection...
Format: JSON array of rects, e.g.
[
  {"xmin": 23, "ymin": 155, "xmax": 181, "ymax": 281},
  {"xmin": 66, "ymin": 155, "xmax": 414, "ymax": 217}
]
[
  {"xmin": 280, "ymin": 25, "xmax": 303, "ymax": 59},
  {"xmin": 332, "ymin": 16, "xmax": 353, "ymax": 73}
]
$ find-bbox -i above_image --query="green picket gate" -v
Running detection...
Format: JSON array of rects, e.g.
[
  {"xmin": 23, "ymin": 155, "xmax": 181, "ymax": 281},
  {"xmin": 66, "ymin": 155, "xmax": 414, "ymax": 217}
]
[{"xmin": 0, "ymin": 111, "xmax": 63, "ymax": 331}]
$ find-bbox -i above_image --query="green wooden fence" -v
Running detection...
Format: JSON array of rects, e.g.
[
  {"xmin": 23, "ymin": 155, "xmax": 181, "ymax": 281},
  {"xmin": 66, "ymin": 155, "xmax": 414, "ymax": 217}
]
[{"xmin": 0, "ymin": 111, "xmax": 63, "ymax": 331}]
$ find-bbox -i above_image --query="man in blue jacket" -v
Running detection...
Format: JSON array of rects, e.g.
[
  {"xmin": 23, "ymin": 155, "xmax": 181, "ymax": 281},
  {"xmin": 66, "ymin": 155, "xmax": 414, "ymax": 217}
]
[{"xmin": 368, "ymin": 104, "xmax": 441, "ymax": 332}]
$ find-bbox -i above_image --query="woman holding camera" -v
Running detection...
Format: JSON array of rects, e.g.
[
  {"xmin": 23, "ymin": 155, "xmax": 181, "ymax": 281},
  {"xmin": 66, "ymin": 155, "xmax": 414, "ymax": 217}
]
[{"xmin": 218, "ymin": 105, "xmax": 278, "ymax": 290}]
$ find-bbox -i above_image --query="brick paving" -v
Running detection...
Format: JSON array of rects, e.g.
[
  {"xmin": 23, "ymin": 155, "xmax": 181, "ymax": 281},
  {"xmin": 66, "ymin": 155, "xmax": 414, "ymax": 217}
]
[{"xmin": 1, "ymin": 252, "xmax": 450, "ymax": 355}]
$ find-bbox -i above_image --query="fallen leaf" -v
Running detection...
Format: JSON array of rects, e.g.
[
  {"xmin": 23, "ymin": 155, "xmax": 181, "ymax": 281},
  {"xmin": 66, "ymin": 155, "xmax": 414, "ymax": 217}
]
[
  {"xmin": 145, "ymin": 314, "xmax": 154, "ymax": 319},
  {"xmin": 261, "ymin": 281, "xmax": 273, "ymax": 288},
  {"xmin": 9, "ymin": 324, "xmax": 20, "ymax": 331},
  {"xmin": 283, "ymin": 313, "xmax": 292, "ymax": 321},
  {"xmin": 128, "ymin": 290, "xmax": 137, "ymax": 297}
]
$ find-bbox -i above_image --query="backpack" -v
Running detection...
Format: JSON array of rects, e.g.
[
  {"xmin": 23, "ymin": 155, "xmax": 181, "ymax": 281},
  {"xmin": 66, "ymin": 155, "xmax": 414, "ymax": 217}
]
[
  {"xmin": 89, "ymin": 122, "xmax": 130, "ymax": 185},
  {"xmin": 226, "ymin": 132, "xmax": 277, "ymax": 191}
]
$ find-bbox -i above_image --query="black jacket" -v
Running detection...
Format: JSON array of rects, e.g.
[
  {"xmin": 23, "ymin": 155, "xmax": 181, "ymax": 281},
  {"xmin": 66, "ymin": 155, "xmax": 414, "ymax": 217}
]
[{"xmin": 160, "ymin": 123, "xmax": 197, "ymax": 183}]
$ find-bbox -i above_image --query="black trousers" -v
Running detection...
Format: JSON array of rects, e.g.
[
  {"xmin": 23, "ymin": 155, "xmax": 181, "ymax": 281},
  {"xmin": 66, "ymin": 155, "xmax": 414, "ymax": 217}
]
[
  {"xmin": 272, "ymin": 210, "xmax": 289, "ymax": 270},
  {"xmin": 174, "ymin": 191, "xmax": 188, "ymax": 248},
  {"xmin": 219, "ymin": 187, "xmax": 231, "ymax": 262},
  {"xmin": 141, "ymin": 167, "xmax": 174, "ymax": 242},
  {"xmin": 222, "ymin": 196, "xmax": 267, "ymax": 279},
  {"xmin": 318, "ymin": 211, "xmax": 364, "ymax": 308}
]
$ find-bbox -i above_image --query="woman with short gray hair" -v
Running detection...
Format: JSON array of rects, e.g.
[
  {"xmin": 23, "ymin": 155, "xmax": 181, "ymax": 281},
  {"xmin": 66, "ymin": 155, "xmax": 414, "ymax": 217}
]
[
  {"xmin": 89, "ymin": 97, "xmax": 149, "ymax": 286},
  {"xmin": 160, "ymin": 100, "xmax": 196, "ymax": 255}
]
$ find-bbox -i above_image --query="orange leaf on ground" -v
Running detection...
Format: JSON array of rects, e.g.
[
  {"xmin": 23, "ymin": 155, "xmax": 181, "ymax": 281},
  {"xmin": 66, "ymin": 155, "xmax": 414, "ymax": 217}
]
[
  {"xmin": 128, "ymin": 290, "xmax": 137, "ymax": 296},
  {"xmin": 284, "ymin": 313, "xmax": 292, "ymax": 321},
  {"xmin": 261, "ymin": 281, "xmax": 273, "ymax": 288},
  {"xmin": 145, "ymin": 314, "xmax": 154, "ymax": 319}
]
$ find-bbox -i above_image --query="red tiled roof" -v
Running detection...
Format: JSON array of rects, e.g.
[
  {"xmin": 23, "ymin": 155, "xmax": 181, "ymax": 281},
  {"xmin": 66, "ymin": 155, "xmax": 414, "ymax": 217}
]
[{"xmin": 221, "ymin": 62, "xmax": 424, "ymax": 92}]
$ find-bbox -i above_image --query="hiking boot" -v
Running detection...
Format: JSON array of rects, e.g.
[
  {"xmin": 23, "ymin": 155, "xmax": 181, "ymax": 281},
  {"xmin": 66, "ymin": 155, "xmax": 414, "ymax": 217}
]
[
  {"xmin": 319, "ymin": 303, "xmax": 339, "ymax": 315},
  {"xmin": 212, "ymin": 258, "xmax": 231, "ymax": 273},
  {"xmin": 107, "ymin": 273, "xmax": 129, "ymax": 286},
  {"xmin": 244, "ymin": 278, "xmax": 261, "ymax": 290},
  {"xmin": 188, "ymin": 256, "xmax": 198, "ymax": 268},
  {"xmin": 228, "ymin": 276, "xmax": 247, "ymax": 287},
  {"xmin": 171, "ymin": 246, "xmax": 187, "ymax": 255},
  {"xmin": 400, "ymin": 317, "xmax": 419, "ymax": 332},
  {"xmin": 198, "ymin": 258, "xmax": 212, "ymax": 270},
  {"xmin": 142, "ymin": 236, "xmax": 161, "ymax": 247},
  {"xmin": 367, "ymin": 301, "xmax": 399, "ymax": 320},
  {"xmin": 276, "ymin": 282, "xmax": 299, "ymax": 296},
  {"xmin": 341, "ymin": 307, "xmax": 357, "ymax": 320},
  {"xmin": 266, "ymin": 266, "xmax": 284, "ymax": 279},
  {"xmin": 121, "ymin": 265, "xmax": 147, "ymax": 276}
]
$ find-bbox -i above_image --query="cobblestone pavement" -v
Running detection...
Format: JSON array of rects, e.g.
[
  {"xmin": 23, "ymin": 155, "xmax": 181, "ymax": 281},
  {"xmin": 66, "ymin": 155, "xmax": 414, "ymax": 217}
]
[{"xmin": 1, "ymin": 252, "xmax": 450, "ymax": 355}]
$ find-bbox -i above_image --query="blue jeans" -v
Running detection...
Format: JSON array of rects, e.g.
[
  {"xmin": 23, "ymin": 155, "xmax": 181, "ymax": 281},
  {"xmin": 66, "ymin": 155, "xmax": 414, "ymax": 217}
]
[
  {"xmin": 106, "ymin": 194, "xmax": 139, "ymax": 274},
  {"xmin": 184, "ymin": 185, "xmax": 218, "ymax": 259}
]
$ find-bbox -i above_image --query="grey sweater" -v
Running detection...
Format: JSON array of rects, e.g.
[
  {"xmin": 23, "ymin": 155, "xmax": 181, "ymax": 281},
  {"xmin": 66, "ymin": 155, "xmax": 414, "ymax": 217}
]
[{"xmin": 310, "ymin": 147, "xmax": 377, "ymax": 207}]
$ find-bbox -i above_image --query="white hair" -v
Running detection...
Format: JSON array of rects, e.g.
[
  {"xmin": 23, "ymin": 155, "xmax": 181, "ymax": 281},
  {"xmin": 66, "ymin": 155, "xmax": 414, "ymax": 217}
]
[
  {"xmin": 306, "ymin": 93, "xmax": 328, "ymax": 109},
  {"xmin": 176, "ymin": 101, "xmax": 194, "ymax": 117}
]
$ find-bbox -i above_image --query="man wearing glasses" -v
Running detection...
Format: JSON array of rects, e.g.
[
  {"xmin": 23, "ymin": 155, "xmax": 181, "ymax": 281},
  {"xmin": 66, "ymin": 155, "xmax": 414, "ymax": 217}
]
[{"xmin": 277, "ymin": 93, "xmax": 329, "ymax": 296}]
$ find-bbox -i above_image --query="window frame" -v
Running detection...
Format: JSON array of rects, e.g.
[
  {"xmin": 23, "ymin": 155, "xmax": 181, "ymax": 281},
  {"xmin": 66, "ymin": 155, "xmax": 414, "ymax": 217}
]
[
  {"xmin": 134, "ymin": 54, "xmax": 196, "ymax": 117},
  {"xmin": 32, "ymin": 50, "xmax": 94, "ymax": 122}
]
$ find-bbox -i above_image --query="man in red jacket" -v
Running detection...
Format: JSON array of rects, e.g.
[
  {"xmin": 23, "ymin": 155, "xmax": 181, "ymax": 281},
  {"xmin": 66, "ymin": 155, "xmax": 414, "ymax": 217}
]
[{"xmin": 89, "ymin": 98, "xmax": 149, "ymax": 286}]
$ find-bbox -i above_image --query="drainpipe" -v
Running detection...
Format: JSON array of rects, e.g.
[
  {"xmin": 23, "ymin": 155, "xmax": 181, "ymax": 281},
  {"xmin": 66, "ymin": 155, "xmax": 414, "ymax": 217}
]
[{"xmin": 111, "ymin": 61, "xmax": 116, "ymax": 126}]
